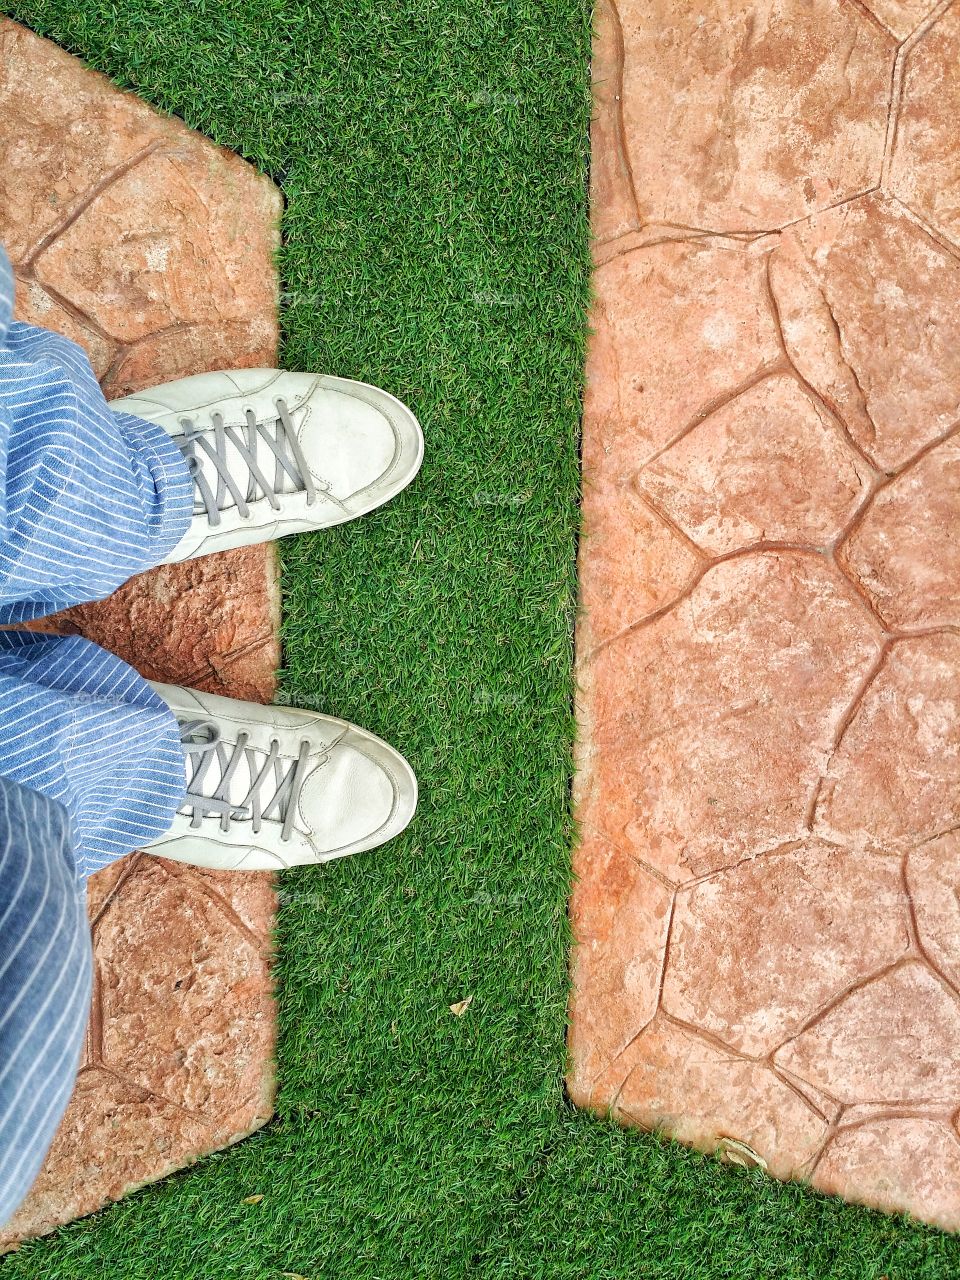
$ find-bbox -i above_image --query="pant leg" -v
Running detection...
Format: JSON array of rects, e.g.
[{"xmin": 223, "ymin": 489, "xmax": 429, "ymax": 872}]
[
  {"xmin": 0, "ymin": 256, "xmax": 192, "ymax": 1224},
  {"xmin": 0, "ymin": 246, "xmax": 193, "ymax": 623},
  {"xmin": 0, "ymin": 631, "xmax": 187, "ymax": 878},
  {"xmin": 0, "ymin": 775, "xmax": 92, "ymax": 1226}
]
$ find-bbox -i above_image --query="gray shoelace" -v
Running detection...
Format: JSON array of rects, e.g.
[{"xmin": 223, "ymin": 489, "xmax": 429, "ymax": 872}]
[
  {"xmin": 178, "ymin": 718, "xmax": 312, "ymax": 841},
  {"xmin": 177, "ymin": 398, "xmax": 318, "ymax": 526}
]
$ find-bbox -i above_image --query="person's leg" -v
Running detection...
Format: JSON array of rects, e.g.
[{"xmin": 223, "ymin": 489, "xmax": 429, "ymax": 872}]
[
  {"xmin": 0, "ymin": 247, "xmax": 193, "ymax": 624},
  {"xmin": 0, "ymin": 627, "xmax": 183, "ymax": 1223},
  {"xmin": 0, "ymin": 775, "xmax": 91, "ymax": 1225},
  {"xmin": 0, "ymin": 241, "xmax": 424, "ymax": 613},
  {"xmin": 0, "ymin": 245, "xmax": 421, "ymax": 875},
  {"xmin": 0, "ymin": 627, "xmax": 416, "ymax": 1222},
  {"xmin": 0, "ymin": 631, "xmax": 186, "ymax": 877}
]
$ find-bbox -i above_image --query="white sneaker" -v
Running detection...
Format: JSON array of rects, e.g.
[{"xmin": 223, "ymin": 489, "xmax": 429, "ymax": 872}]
[
  {"xmin": 110, "ymin": 369, "xmax": 424, "ymax": 563},
  {"xmin": 144, "ymin": 682, "xmax": 418, "ymax": 871}
]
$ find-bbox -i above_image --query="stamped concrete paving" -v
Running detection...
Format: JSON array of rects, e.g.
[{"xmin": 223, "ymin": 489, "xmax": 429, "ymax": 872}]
[
  {"xmin": 0, "ymin": 20, "xmax": 282, "ymax": 1247},
  {"xmin": 569, "ymin": 0, "xmax": 960, "ymax": 1233}
]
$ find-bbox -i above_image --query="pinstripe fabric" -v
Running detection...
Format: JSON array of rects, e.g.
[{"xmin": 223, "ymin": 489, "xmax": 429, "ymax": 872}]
[
  {"xmin": 0, "ymin": 777, "xmax": 91, "ymax": 1225},
  {"xmin": 0, "ymin": 244, "xmax": 206, "ymax": 1223},
  {"xmin": 0, "ymin": 246, "xmax": 193, "ymax": 624},
  {"xmin": 0, "ymin": 244, "xmax": 194, "ymax": 873},
  {"xmin": 0, "ymin": 632, "xmax": 188, "ymax": 877}
]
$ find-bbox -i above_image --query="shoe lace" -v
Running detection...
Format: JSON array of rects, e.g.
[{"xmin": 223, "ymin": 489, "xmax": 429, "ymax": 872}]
[
  {"xmin": 177, "ymin": 718, "xmax": 312, "ymax": 842},
  {"xmin": 177, "ymin": 398, "xmax": 318, "ymax": 526}
]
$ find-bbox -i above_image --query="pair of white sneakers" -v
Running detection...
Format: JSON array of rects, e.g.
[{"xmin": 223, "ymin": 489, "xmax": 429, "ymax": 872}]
[{"xmin": 111, "ymin": 369, "xmax": 424, "ymax": 872}]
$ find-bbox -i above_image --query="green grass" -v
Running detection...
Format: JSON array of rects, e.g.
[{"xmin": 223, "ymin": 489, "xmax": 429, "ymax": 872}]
[{"xmin": 3, "ymin": 1, "xmax": 960, "ymax": 1276}]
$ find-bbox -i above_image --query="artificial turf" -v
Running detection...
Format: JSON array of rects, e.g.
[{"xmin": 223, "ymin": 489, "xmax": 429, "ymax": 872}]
[{"xmin": 3, "ymin": 2, "xmax": 960, "ymax": 1276}]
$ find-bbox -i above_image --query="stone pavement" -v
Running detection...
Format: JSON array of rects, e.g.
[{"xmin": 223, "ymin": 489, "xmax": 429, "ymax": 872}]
[
  {"xmin": 0, "ymin": 20, "xmax": 282, "ymax": 1247},
  {"xmin": 568, "ymin": 0, "xmax": 960, "ymax": 1233}
]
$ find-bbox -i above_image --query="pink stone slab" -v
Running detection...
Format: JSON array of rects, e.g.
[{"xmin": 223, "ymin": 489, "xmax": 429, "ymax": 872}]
[
  {"xmin": 0, "ymin": 19, "xmax": 282, "ymax": 1248},
  {"xmin": 888, "ymin": 8, "xmax": 960, "ymax": 240},
  {"xmin": 570, "ymin": 0, "xmax": 960, "ymax": 1234},
  {"xmin": 611, "ymin": 0, "xmax": 895, "ymax": 234}
]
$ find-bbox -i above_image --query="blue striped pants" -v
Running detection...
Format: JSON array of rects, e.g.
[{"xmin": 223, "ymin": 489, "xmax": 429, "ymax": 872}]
[{"xmin": 0, "ymin": 246, "xmax": 197, "ymax": 1221}]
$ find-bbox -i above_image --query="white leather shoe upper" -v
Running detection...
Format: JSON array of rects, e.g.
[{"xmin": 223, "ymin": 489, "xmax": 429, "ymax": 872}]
[
  {"xmin": 145, "ymin": 682, "xmax": 418, "ymax": 871},
  {"xmin": 111, "ymin": 369, "xmax": 424, "ymax": 563}
]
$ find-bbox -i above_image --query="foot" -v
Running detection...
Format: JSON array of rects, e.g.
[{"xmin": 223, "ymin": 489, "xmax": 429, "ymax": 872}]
[
  {"xmin": 144, "ymin": 682, "xmax": 418, "ymax": 870},
  {"xmin": 110, "ymin": 370, "xmax": 424, "ymax": 563}
]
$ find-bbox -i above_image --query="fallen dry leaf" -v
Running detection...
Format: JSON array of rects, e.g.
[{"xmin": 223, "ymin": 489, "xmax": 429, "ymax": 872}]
[
  {"xmin": 242, "ymin": 1194, "xmax": 265, "ymax": 1204},
  {"xmin": 450, "ymin": 995, "xmax": 474, "ymax": 1016},
  {"xmin": 715, "ymin": 1138, "xmax": 767, "ymax": 1171}
]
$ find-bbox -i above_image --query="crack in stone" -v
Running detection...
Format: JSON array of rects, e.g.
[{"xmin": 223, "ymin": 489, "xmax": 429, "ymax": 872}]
[
  {"xmin": 777, "ymin": 306, "xmax": 873, "ymax": 466},
  {"xmin": 880, "ymin": 31, "xmax": 909, "ymax": 185},
  {"xmin": 884, "ymin": 405, "xmax": 960, "ymax": 481},
  {"xmin": 844, "ymin": 0, "xmax": 904, "ymax": 38},
  {"xmin": 583, "ymin": 894, "xmax": 677, "ymax": 1098},
  {"xmin": 95, "ymin": 1063, "xmax": 211, "ymax": 1126},
  {"xmin": 581, "ymin": 560, "xmax": 706, "ymax": 663},
  {"xmin": 20, "ymin": 140, "xmax": 166, "ymax": 271},
  {"xmin": 626, "ymin": 486, "xmax": 710, "ymax": 564},
  {"xmin": 598, "ymin": 0, "xmax": 642, "ymax": 236},
  {"xmin": 767, "ymin": 1068, "xmax": 834, "ymax": 1127},
  {"xmin": 175, "ymin": 630, "xmax": 279, "ymax": 693},
  {"xmin": 633, "ymin": 360, "xmax": 789, "ymax": 472},
  {"xmin": 764, "ymin": 248, "xmax": 884, "ymax": 474},
  {"xmin": 832, "ymin": 474, "xmax": 891, "ymax": 559},
  {"xmin": 658, "ymin": 1010, "xmax": 763, "ymax": 1063},
  {"xmin": 901, "ymin": 850, "xmax": 960, "ymax": 1005},
  {"xmin": 96, "ymin": 339, "xmax": 136, "ymax": 393},
  {"xmin": 895, "ymin": 623, "xmax": 960, "ymax": 640},
  {"xmin": 596, "ymin": 1020, "xmax": 665, "ymax": 1114},
  {"xmin": 15, "ymin": 273, "xmax": 119, "ymax": 352},
  {"xmin": 98, "ymin": 318, "xmax": 268, "ymax": 396},
  {"xmin": 772, "ymin": 956, "xmax": 910, "ymax": 1055},
  {"xmin": 84, "ymin": 967, "xmax": 104, "ymax": 1070},
  {"xmin": 600, "ymin": 1007, "xmax": 811, "ymax": 1130},
  {"xmin": 88, "ymin": 852, "xmax": 144, "ymax": 931},
  {"xmin": 815, "ymin": 288, "xmax": 876, "ymax": 444},
  {"xmin": 803, "ymin": 1122, "xmax": 841, "ymax": 1180},
  {"xmin": 622, "ymin": 848, "xmax": 679, "ymax": 893},
  {"xmin": 593, "ymin": 226, "xmax": 773, "ymax": 270},
  {"xmin": 604, "ymin": 195, "xmax": 885, "ymax": 247},
  {"xmin": 207, "ymin": 632, "xmax": 280, "ymax": 680},
  {"xmin": 606, "ymin": 1060, "xmax": 642, "ymax": 1118},
  {"xmin": 914, "ymin": 820, "xmax": 960, "ymax": 850},
  {"xmin": 594, "ymin": 226, "xmax": 770, "ymax": 267},
  {"xmin": 807, "ymin": 638, "xmax": 892, "ymax": 831},
  {"xmin": 821, "ymin": 547, "xmax": 893, "ymax": 632},
  {"xmin": 633, "ymin": 222, "xmax": 774, "ymax": 243},
  {"xmin": 770, "ymin": 1060, "xmax": 846, "ymax": 1116},
  {"xmin": 587, "ymin": 544, "xmax": 883, "ymax": 666},
  {"xmin": 655, "ymin": 894, "xmax": 677, "ymax": 1015},
  {"xmin": 899, "ymin": 0, "xmax": 958, "ymax": 54},
  {"xmin": 165, "ymin": 862, "xmax": 273, "ymax": 956},
  {"xmin": 796, "ymin": 379, "xmax": 881, "ymax": 494},
  {"xmin": 887, "ymin": 191, "xmax": 960, "ymax": 263},
  {"xmin": 774, "ymin": 186, "xmax": 882, "ymax": 236},
  {"xmin": 832, "ymin": 415, "xmax": 960, "ymax": 624},
  {"xmin": 677, "ymin": 839, "xmax": 817, "ymax": 894},
  {"xmin": 846, "ymin": 1102, "xmax": 958, "ymax": 1120}
]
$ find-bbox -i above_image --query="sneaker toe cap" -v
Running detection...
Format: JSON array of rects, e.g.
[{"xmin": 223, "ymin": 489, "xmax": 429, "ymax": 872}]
[
  {"xmin": 304, "ymin": 379, "xmax": 423, "ymax": 509},
  {"xmin": 300, "ymin": 728, "xmax": 417, "ymax": 859}
]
